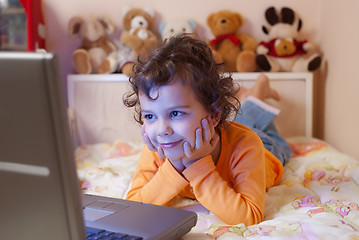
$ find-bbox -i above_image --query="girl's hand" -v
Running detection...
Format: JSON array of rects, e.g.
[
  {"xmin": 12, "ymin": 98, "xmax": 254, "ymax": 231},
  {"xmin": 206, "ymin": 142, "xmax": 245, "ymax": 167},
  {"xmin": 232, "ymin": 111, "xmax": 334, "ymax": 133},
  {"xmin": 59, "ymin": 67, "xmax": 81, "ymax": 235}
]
[
  {"xmin": 182, "ymin": 117, "xmax": 219, "ymax": 168},
  {"xmin": 141, "ymin": 125, "xmax": 165, "ymax": 159}
]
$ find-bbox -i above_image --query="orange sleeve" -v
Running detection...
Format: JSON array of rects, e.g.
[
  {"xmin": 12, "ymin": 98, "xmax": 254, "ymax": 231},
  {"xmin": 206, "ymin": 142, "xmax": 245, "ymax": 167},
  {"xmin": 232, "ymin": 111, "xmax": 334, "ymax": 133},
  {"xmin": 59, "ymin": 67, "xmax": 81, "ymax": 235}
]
[
  {"xmin": 183, "ymin": 136, "xmax": 266, "ymax": 226},
  {"xmin": 125, "ymin": 145, "xmax": 189, "ymax": 205},
  {"xmin": 265, "ymin": 150, "xmax": 285, "ymax": 188}
]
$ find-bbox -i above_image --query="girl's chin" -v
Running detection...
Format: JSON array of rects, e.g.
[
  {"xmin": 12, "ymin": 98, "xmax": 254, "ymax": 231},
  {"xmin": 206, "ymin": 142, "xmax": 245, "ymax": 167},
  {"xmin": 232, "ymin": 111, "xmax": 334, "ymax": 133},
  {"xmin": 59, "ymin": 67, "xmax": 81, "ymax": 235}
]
[{"xmin": 163, "ymin": 149, "xmax": 184, "ymax": 161}]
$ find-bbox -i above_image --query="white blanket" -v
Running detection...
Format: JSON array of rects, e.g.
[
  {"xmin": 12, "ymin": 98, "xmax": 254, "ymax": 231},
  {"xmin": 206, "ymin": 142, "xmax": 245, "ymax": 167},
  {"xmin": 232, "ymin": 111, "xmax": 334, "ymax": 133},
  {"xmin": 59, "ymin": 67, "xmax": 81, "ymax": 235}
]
[{"xmin": 75, "ymin": 137, "xmax": 359, "ymax": 239}]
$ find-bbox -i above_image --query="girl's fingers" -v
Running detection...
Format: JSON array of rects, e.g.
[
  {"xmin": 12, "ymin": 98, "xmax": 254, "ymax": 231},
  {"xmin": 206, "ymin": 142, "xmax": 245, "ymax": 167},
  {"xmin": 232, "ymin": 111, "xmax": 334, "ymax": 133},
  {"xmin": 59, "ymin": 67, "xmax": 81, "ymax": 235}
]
[
  {"xmin": 183, "ymin": 141, "xmax": 192, "ymax": 158},
  {"xmin": 183, "ymin": 117, "xmax": 217, "ymax": 161},
  {"xmin": 195, "ymin": 127, "xmax": 203, "ymax": 149},
  {"xmin": 202, "ymin": 118, "xmax": 212, "ymax": 142},
  {"xmin": 158, "ymin": 146, "xmax": 165, "ymax": 159},
  {"xmin": 141, "ymin": 125, "xmax": 157, "ymax": 151}
]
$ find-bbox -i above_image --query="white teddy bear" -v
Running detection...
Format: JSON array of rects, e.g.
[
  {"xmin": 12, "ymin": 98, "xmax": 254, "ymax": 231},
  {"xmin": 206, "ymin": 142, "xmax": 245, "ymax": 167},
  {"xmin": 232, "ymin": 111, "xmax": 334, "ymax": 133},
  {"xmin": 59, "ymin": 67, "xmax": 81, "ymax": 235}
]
[{"xmin": 159, "ymin": 18, "xmax": 197, "ymax": 42}]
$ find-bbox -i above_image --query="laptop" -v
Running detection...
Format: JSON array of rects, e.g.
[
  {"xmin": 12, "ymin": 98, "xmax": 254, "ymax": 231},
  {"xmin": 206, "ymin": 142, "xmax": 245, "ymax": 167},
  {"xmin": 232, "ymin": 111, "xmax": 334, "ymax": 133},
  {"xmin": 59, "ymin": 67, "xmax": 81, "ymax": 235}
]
[{"xmin": 0, "ymin": 52, "xmax": 197, "ymax": 240}]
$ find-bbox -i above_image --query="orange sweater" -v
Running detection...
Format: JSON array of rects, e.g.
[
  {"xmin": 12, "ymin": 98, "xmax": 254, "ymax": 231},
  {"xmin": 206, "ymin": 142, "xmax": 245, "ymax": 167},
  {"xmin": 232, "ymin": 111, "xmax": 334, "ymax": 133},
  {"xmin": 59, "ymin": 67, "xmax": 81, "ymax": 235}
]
[{"xmin": 126, "ymin": 122, "xmax": 284, "ymax": 225}]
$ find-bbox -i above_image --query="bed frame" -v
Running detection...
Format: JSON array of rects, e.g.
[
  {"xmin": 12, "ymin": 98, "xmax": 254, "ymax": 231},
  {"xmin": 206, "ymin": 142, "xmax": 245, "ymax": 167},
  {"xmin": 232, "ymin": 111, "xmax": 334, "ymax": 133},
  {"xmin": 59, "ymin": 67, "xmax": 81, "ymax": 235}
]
[{"xmin": 67, "ymin": 72, "xmax": 313, "ymax": 146}]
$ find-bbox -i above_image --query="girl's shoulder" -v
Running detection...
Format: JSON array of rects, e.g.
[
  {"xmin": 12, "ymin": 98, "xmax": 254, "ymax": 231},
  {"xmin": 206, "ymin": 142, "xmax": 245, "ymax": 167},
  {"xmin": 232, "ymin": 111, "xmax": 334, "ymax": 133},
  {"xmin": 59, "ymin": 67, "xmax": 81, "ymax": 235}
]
[
  {"xmin": 218, "ymin": 122, "xmax": 266, "ymax": 168},
  {"xmin": 223, "ymin": 121, "xmax": 260, "ymax": 138},
  {"xmin": 221, "ymin": 121, "xmax": 263, "ymax": 148}
]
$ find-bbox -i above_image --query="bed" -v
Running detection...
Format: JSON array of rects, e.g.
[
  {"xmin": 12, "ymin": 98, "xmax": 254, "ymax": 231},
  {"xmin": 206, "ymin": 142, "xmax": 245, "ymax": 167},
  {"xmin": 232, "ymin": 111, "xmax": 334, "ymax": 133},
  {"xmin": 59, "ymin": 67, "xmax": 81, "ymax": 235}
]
[{"xmin": 68, "ymin": 72, "xmax": 359, "ymax": 239}]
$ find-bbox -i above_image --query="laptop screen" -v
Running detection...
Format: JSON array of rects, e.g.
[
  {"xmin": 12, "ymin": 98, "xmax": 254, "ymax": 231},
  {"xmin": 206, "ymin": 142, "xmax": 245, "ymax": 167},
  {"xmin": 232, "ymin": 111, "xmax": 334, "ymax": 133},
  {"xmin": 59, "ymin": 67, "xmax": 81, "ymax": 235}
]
[{"xmin": 0, "ymin": 52, "xmax": 85, "ymax": 240}]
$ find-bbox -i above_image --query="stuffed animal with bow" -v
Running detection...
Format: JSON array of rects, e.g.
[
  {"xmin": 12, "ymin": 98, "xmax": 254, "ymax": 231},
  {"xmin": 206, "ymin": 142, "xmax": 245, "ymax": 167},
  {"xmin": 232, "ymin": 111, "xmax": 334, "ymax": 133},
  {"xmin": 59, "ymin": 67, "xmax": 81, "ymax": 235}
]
[
  {"xmin": 256, "ymin": 6, "xmax": 322, "ymax": 72},
  {"xmin": 207, "ymin": 10, "xmax": 257, "ymax": 72}
]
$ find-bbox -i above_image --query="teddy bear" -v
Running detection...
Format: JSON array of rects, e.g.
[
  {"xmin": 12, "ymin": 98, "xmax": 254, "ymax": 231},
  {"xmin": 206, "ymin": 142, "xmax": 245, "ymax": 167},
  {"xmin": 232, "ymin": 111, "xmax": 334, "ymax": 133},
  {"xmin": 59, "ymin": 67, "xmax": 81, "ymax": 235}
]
[
  {"xmin": 256, "ymin": 7, "xmax": 322, "ymax": 72},
  {"xmin": 207, "ymin": 10, "xmax": 257, "ymax": 72},
  {"xmin": 159, "ymin": 18, "xmax": 197, "ymax": 42},
  {"xmin": 120, "ymin": 27, "xmax": 159, "ymax": 62},
  {"xmin": 68, "ymin": 15, "xmax": 118, "ymax": 74},
  {"xmin": 115, "ymin": 6, "xmax": 160, "ymax": 76}
]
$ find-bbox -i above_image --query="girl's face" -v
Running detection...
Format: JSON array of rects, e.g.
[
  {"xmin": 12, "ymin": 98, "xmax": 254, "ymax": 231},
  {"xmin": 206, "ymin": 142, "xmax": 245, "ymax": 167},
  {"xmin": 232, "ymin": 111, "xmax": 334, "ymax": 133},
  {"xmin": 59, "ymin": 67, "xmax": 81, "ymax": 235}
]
[{"xmin": 139, "ymin": 80, "xmax": 213, "ymax": 161}]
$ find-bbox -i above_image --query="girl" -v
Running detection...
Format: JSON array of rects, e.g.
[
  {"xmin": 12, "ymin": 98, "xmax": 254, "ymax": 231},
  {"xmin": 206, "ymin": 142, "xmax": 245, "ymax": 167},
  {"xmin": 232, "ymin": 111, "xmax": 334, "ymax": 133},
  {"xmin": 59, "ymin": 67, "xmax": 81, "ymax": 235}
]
[{"xmin": 123, "ymin": 34, "xmax": 288, "ymax": 225}]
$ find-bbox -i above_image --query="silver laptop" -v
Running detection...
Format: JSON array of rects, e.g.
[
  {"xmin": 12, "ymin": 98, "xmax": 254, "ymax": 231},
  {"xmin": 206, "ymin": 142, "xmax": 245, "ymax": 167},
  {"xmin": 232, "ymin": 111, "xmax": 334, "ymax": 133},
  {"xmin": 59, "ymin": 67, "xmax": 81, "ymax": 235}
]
[{"xmin": 0, "ymin": 52, "xmax": 197, "ymax": 240}]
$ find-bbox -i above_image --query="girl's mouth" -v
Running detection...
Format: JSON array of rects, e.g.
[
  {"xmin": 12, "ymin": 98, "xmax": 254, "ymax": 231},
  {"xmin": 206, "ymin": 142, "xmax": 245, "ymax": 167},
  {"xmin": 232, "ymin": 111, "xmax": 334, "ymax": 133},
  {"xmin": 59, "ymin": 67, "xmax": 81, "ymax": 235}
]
[{"xmin": 160, "ymin": 139, "xmax": 183, "ymax": 149}]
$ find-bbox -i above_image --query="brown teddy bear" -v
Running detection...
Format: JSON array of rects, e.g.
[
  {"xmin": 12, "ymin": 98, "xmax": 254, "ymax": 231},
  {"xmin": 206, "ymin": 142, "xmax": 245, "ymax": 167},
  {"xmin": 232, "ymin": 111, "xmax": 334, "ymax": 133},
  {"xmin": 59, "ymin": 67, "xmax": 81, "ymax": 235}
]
[
  {"xmin": 120, "ymin": 27, "xmax": 159, "ymax": 62},
  {"xmin": 122, "ymin": 6, "xmax": 155, "ymax": 31},
  {"xmin": 68, "ymin": 15, "xmax": 118, "ymax": 74},
  {"xmin": 116, "ymin": 6, "xmax": 160, "ymax": 76},
  {"xmin": 207, "ymin": 10, "xmax": 257, "ymax": 72},
  {"xmin": 273, "ymin": 38, "xmax": 297, "ymax": 57}
]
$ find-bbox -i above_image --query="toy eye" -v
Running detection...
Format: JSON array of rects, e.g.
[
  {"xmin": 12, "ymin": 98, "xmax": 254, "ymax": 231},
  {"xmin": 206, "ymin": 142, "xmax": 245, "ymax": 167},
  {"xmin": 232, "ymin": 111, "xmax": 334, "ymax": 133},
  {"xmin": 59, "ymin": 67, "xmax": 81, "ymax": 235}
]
[
  {"xmin": 182, "ymin": 28, "xmax": 186, "ymax": 32},
  {"xmin": 170, "ymin": 29, "xmax": 174, "ymax": 33},
  {"xmin": 221, "ymin": 19, "xmax": 226, "ymax": 24}
]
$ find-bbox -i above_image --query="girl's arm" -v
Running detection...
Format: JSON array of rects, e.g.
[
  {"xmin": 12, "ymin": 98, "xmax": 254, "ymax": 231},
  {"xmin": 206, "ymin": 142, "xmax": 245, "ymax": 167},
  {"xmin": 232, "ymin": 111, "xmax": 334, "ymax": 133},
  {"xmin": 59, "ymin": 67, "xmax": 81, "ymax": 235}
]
[
  {"xmin": 183, "ymin": 137, "xmax": 267, "ymax": 226},
  {"xmin": 125, "ymin": 146, "xmax": 188, "ymax": 205}
]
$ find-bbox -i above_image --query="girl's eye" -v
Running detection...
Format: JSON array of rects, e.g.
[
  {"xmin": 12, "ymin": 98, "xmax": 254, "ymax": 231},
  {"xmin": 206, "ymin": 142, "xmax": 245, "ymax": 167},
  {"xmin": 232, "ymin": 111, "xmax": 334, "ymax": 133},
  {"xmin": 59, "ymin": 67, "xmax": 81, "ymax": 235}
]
[
  {"xmin": 144, "ymin": 114, "xmax": 154, "ymax": 120},
  {"xmin": 171, "ymin": 111, "xmax": 183, "ymax": 118}
]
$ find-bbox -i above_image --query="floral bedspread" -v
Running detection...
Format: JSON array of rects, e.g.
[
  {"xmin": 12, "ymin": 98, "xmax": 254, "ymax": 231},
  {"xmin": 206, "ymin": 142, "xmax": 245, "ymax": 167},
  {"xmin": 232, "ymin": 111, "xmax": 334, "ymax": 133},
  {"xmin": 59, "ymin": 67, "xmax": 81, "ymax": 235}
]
[{"xmin": 75, "ymin": 137, "xmax": 359, "ymax": 239}]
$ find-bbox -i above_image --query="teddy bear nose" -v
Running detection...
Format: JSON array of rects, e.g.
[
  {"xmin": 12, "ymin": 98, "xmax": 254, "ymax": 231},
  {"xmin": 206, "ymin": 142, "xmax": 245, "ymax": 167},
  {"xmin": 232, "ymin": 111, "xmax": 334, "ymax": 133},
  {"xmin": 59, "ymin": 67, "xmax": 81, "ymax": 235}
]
[
  {"xmin": 221, "ymin": 19, "xmax": 227, "ymax": 24},
  {"xmin": 139, "ymin": 21, "xmax": 143, "ymax": 26}
]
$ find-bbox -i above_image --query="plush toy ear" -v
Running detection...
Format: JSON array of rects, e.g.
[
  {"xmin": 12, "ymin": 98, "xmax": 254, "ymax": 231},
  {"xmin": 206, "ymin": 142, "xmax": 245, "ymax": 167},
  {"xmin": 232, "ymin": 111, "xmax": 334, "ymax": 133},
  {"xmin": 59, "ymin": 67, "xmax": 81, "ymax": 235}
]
[
  {"xmin": 281, "ymin": 7, "xmax": 295, "ymax": 25},
  {"xmin": 159, "ymin": 22, "xmax": 167, "ymax": 34},
  {"xmin": 187, "ymin": 19, "xmax": 197, "ymax": 30},
  {"xmin": 143, "ymin": 7, "xmax": 155, "ymax": 18},
  {"xmin": 122, "ymin": 6, "xmax": 131, "ymax": 17},
  {"xmin": 234, "ymin": 12, "xmax": 243, "ymax": 27},
  {"xmin": 265, "ymin": 7, "xmax": 279, "ymax": 26},
  {"xmin": 206, "ymin": 13, "xmax": 215, "ymax": 27},
  {"xmin": 97, "ymin": 16, "xmax": 116, "ymax": 35},
  {"xmin": 68, "ymin": 16, "xmax": 84, "ymax": 37}
]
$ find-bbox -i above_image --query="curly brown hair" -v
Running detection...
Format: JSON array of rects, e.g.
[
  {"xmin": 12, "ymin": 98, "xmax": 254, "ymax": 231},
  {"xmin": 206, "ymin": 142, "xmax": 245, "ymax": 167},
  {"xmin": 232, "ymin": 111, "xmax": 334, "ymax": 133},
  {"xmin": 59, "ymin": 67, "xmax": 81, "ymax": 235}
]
[{"xmin": 123, "ymin": 34, "xmax": 240, "ymax": 129}]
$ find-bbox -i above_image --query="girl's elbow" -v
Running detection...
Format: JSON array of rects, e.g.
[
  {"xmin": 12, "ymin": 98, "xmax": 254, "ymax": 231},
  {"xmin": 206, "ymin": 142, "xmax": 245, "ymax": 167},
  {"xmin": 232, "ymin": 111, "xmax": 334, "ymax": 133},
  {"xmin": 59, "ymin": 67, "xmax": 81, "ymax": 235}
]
[{"xmin": 220, "ymin": 210, "xmax": 263, "ymax": 226}]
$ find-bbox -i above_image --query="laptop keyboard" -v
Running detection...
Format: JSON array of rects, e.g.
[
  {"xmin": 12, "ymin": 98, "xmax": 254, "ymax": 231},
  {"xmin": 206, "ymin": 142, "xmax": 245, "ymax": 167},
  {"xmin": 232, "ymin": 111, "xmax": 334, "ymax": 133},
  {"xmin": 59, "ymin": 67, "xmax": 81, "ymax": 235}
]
[{"xmin": 86, "ymin": 226, "xmax": 143, "ymax": 240}]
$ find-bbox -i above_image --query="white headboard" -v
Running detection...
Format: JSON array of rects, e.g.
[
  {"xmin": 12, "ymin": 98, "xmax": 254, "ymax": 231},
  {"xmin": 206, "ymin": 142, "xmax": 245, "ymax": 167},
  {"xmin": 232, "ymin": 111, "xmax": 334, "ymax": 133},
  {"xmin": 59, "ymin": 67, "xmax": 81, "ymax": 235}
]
[{"xmin": 67, "ymin": 72, "xmax": 313, "ymax": 146}]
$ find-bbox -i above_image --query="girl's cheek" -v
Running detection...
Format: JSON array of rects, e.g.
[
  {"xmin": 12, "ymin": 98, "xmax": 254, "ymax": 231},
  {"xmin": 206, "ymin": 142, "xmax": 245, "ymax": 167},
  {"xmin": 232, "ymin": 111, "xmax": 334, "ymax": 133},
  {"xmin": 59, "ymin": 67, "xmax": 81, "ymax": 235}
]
[
  {"xmin": 146, "ymin": 125, "xmax": 159, "ymax": 146},
  {"xmin": 181, "ymin": 126, "xmax": 197, "ymax": 146}
]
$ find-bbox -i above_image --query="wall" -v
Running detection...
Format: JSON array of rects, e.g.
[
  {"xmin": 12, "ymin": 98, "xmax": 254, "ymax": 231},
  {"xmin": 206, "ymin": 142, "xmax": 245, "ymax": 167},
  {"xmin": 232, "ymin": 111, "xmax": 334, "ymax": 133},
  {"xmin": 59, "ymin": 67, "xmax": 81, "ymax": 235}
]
[
  {"xmin": 318, "ymin": 0, "xmax": 359, "ymax": 159},
  {"xmin": 42, "ymin": 0, "xmax": 359, "ymax": 159}
]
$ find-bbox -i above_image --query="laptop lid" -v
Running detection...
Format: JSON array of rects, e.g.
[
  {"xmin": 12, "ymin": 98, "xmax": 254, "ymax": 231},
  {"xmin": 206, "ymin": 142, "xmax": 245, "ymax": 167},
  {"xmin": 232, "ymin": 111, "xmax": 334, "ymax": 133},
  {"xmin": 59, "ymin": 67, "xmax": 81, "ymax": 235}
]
[
  {"xmin": 0, "ymin": 52, "xmax": 197, "ymax": 240},
  {"xmin": 0, "ymin": 52, "xmax": 85, "ymax": 240}
]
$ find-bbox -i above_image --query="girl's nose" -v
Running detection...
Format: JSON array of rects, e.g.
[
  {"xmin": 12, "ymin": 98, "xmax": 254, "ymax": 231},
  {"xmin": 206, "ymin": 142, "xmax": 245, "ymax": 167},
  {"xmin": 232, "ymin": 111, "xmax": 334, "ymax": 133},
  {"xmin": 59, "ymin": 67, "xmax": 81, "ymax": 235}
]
[{"xmin": 157, "ymin": 119, "xmax": 173, "ymax": 137}]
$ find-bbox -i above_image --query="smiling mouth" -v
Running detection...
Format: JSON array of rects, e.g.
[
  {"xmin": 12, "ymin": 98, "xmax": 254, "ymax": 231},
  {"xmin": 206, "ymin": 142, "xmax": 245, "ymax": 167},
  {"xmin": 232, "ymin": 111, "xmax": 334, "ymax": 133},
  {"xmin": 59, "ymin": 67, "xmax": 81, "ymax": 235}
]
[{"xmin": 160, "ymin": 140, "xmax": 183, "ymax": 149}]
